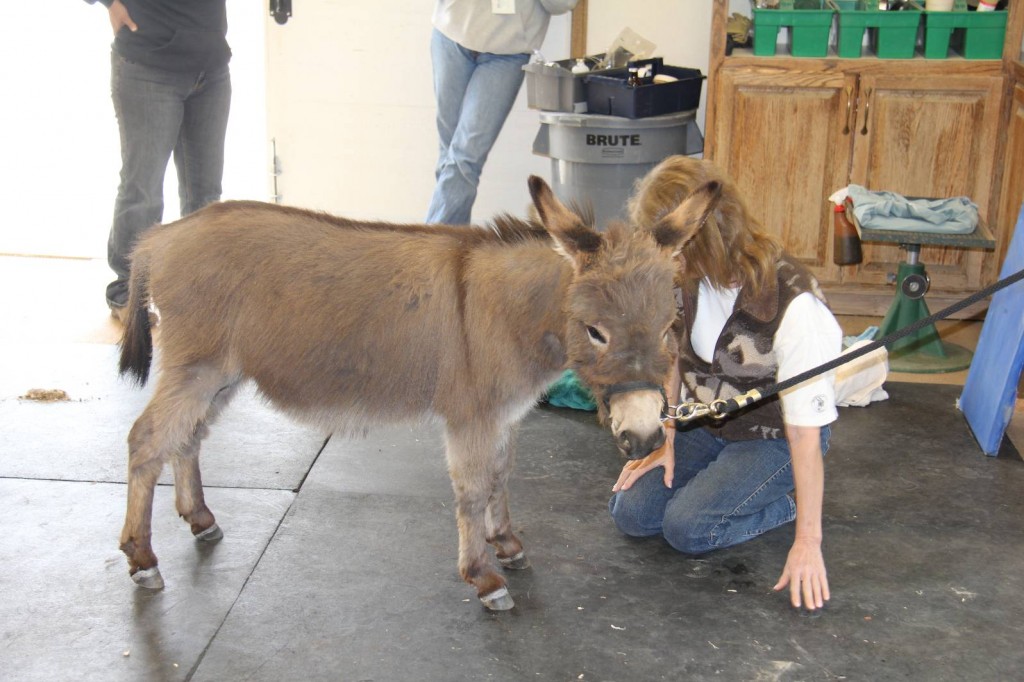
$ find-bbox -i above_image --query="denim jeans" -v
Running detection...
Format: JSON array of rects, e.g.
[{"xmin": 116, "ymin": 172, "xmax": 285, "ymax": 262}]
[
  {"xmin": 106, "ymin": 53, "xmax": 231, "ymax": 308},
  {"xmin": 609, "ymin": 425, "xmax": 831, "ymax": 554},
  {"xmin": 425, "ymin": 29, "xmax": 529, "ymax": 225}
]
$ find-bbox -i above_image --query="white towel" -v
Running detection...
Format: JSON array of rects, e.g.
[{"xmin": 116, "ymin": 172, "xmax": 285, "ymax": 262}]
[{"xmin": 835, "ymin": 340, "xmax": 889, "ymax": 407}]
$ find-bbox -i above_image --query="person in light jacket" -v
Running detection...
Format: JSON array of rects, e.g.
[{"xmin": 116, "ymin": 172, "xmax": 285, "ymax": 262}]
[{"xmin": 426, "ymin": 0, "xmax": 578, "ymax": 225}]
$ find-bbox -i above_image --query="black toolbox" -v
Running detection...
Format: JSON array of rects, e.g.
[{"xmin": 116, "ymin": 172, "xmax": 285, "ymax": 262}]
[{"xmin": 585, "ymin": 59, "xmax": 704, "ymax": 119}]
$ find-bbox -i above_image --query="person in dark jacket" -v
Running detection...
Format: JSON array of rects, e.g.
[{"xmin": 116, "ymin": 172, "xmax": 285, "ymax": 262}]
[{"xmin": 87, "ymin": 0, "xmax": 231, "ymax": 320}]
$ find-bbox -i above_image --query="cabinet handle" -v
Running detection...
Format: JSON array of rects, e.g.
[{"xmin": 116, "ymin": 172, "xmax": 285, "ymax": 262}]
[
  {"xmin": 860, "ymin": 88, "xmax": 872, "ymax": 136},
  {"xmin": 843, "ymin": 87, "xmax": 853, "ymax": 135}
]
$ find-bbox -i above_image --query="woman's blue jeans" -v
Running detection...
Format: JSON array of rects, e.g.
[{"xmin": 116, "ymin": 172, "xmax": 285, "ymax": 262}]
[
  {"xmin": 609, "ymin": 425, "xmax": 831, "ymax": 554},
  {"xmin": 426, "ymin": 29, "xmax": 529, "ymax": 225},
  {"xmin": 106, "ymin": 53, "xmax": 231, "ymax": 308}
]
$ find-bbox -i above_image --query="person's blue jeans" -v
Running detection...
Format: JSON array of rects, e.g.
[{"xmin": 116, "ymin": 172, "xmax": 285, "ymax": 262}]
[
  {"xmin": 106, "ymin": 53, "xmax": 231, "ymax": 308},
  {"xmin": 609, "ymin": 425, "xmax": 831, "ymax": 554},
  {"xmin": 426, "ymin": 29, "xmax": 529, "ymax": 225}
]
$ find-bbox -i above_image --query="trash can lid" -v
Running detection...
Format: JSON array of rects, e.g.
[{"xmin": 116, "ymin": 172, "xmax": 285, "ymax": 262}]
[{"xmin": 537, "ymin": 109, "xmax": 697, "ymax": 128}]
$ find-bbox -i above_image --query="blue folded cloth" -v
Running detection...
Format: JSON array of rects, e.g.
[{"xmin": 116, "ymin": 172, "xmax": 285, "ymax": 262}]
[
  {"xmin": 847, "ymin": 185, "xmax": 978, "ymax": 234},
  {"xmin": 543, "ymin": 369, "xmax": 597, "ymax": 412},
  {"xmin": 843, "ymin": 325, "xmax": 878, "ymax": 350}
]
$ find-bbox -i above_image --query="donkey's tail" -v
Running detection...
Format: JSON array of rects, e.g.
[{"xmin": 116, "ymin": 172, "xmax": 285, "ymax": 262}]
[{"xmin": 118, "ymin": 246, "xmax": 154, "ymax": 386}]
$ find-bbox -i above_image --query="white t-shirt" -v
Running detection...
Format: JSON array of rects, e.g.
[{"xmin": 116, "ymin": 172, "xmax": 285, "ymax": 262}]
[{"xmin": 690, "ymin": 278, "xmax": 841, "ymax": 428}]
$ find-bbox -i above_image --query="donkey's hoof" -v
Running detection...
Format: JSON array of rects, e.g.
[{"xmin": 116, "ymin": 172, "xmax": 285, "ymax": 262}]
[
  {"xmin": 194, "ymin": 523, "xmax": 223, "ymax": 543},
  {"xmin": 480, "ymin": 586, "xmax": 515, "ymax": 611},
  {"xmin": 498, "ymin": 550, "xmax": 530, "ymax": 571},
  {"xmin": 131, "ymin": 566, "xmax": 165, "ymax": 590}
]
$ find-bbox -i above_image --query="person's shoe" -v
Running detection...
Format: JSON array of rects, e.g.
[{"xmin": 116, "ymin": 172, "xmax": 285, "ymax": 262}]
[
  {"xmin": 109, "ymin": 305, "xmax": 159, "ymax": 327},
  {"xmin": 109, "ymin": 305, "xmax": 128, "ymax": 325}
]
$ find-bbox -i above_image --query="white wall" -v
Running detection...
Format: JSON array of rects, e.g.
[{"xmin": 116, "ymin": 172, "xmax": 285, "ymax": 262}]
[
  {"xmin": 1, "ymin": 1, "xmax": 266, "ymax": 259},
  {"xmin": 264, "ymin": 1, "xmax": 718, "ymax": 225},
  {"xmin": 2, "ymin": 1, "xmax": 715, "ymax": 257},
  {"xmin": 263, "ymin": 2, "xmax": 575, "ymax": 223},
  {"xmin": 3, "ymin": 3, "xmax": 122, "ymax": 258}
]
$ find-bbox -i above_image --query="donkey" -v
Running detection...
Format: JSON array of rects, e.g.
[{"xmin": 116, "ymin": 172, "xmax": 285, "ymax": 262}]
[{"xmin": 116, "ymin": 176, "xmax": 721, "ymax": 610}]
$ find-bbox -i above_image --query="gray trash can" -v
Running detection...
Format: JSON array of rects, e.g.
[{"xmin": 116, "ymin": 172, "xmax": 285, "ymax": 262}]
[{"xmin": 532, "ymin": 110, "xmax": 704, "ymax": 229}]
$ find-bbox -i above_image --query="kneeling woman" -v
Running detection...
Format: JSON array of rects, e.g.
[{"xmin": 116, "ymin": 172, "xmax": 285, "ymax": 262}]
[{"xmin": 609, "ymin": 156, "xmax": 842, "ymax": 611}]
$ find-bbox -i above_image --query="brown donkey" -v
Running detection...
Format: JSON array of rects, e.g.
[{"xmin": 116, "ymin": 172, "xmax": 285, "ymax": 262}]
[{"xmin": 117, "ymin": 176, "xmax": 721, "ymax": 610}]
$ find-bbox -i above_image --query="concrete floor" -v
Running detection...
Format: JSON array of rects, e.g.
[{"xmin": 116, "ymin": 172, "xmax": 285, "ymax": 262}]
[
  {"xmin": 2, "ymin": 346, "xmax": 1023, "ymax": 681},
  {"xmin": 2, "ymin": 256, "xmax": 1023, "ymax": 681}
]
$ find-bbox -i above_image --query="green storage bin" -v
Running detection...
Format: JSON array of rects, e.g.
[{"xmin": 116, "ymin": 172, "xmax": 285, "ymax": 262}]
[
  {"xmin": 919, "ymin": 1, "xmax": 1007, "ymax": 60},
  {"xmin": 750, "ymin": 0, "xmax": 835, "ymax": 58},
  {"xmin": 831, "ymin": 0, "xmax": 922, "ymax": 59}
]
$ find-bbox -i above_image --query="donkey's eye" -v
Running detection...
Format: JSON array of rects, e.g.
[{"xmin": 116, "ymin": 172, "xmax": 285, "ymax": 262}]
[{"xmin": 586, "ymin": 325, "xmax": 608, "ymax": 345}]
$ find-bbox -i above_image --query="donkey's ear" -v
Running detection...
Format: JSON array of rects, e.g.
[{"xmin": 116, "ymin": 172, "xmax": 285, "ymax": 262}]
[
  {"xmin": 650, "ymin": 180, "xmax": 723, "ymax": 256},
  {"xmin": 528, "ymin": 175, "xmax": 603, "ymax": 270}
]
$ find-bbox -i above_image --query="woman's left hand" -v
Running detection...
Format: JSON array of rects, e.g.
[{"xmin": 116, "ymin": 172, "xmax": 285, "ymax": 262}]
[{"xmin": 773, "ymin": 536, "xmax": 830, "ymax": 610}]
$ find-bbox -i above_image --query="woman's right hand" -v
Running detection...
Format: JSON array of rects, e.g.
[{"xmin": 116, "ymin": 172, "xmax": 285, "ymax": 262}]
[
  {"xmin": 108, "ymin": 0, "xmax": 138, "ymax": 34},
  {"xmin": 612, "ymin": 427, "xmax": 675, "ymax": 492}
]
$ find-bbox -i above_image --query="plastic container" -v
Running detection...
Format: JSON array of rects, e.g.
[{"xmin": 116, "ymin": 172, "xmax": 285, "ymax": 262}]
[
  {"xmin": 832, "ymin": 203, "xmax": 863, "ymax": 265},
  {"xmin": 949, "ymin": 8, "xmax": 1007, "ymax": 59},
  {"xmin": 584, "ymin": 59, "xmax": 705, "ymax": 119},
  {"xmin": 523, "ymin": 54, "xmax": 604, "ymax": 113},
  {"xmin": 532, "ymin": 110, "xmax": 704, "ymax": 229},
  {"xmin": 918, "ymin": 1, "xmax": 1008, "ymax": 59},
  {"xmin": 831, "ymin": 0, "xmax": 922, "ymax": 59},
  {"xmin": 750, "ymin": 0, "xmax": 835, "ymax": 58}
]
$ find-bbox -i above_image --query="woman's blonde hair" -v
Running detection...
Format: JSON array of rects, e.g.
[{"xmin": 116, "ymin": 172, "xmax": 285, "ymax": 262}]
[{"xmin": 628, "ymin": 156, "xmax": 782, "ymax": 297}]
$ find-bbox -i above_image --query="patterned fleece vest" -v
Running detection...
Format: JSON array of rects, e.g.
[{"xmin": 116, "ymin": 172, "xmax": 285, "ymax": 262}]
[{"xmin": 674, "ymin": 256, "xmax": 827, "ymax": 441}]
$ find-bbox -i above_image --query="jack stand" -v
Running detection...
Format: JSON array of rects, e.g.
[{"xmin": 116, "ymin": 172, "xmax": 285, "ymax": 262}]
[{"xmin": 875, "ymin": 243, "xmax": 973, "ymax": 373}]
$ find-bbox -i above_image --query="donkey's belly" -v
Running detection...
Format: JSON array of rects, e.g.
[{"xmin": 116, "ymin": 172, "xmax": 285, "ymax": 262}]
[{"xmin": 241, "ymin": 339, "xmax": 447, "ymax": 422}]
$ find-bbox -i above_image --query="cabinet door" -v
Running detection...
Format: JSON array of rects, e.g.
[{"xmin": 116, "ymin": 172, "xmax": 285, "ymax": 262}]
[
  {"xmin": 712, "ymin": 67, "xmax": 856, "ymax": 285},
  {"xmin": 848, "ymin": 74, "xmax": 1004, "ymax": 291}
]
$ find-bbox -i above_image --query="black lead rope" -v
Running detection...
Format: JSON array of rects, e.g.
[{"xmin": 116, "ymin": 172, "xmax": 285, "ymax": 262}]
[{"xmin": 670, "ymin": 265, "xmax": 1024, "ymax": 422}]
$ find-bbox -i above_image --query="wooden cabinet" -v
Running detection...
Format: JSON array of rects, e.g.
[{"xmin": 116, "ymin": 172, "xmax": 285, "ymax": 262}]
[
  {"xmin": 713, "ymin": 66, "xmax": 854, "ymax": 285},
  {"xmin": 706, "ymin": 0, "xmax": 1024, "ymax": 316}
]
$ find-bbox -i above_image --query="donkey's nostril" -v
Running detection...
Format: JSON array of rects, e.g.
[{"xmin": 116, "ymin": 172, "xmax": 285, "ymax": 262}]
[{"xmin": 618, "ymin": 428, "xmax": 665, "ymax": 460}]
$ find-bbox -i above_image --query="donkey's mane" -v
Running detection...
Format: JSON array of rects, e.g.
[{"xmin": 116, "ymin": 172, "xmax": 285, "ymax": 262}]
[{"xmin": 484, "ymin": 214, "xmax": 551, "ymax": 244}]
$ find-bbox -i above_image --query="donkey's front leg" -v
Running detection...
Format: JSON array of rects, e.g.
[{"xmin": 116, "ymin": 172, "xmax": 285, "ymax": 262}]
[
  {"xmin": 445, "ymin": 425, "xmax": 514, "ymax": 611},
  {"xmin": 486, "ymin": 432, "xmax": 529, "ymax": 571}
]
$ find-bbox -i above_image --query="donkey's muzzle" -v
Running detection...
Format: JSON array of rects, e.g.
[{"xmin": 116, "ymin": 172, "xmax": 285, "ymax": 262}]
[{"xmin": 616, "ymin": 426, "xmax": 666, "ymax": 460}]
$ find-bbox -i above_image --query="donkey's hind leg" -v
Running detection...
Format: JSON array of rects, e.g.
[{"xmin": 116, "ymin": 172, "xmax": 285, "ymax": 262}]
[
  {"xmin": 170, "ymin": 382, "xmax": 242, "ymax": 544},
  {"xmin": 120, "ymin": 365, "xmax": 236, "ymax": 589},
  {"xmin": 486, "ymin": 428, "xmax": 529, "ymax": 571},
  {"xmin": 171, "ymin": 431, "xmax": 222, "ymax": 543},
  {"xmin": 445, "ymin": 423, "xmax": 515, "ymax": 611}
]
